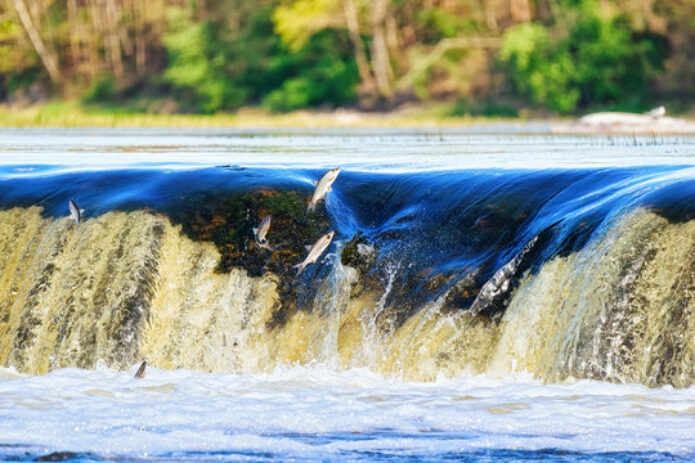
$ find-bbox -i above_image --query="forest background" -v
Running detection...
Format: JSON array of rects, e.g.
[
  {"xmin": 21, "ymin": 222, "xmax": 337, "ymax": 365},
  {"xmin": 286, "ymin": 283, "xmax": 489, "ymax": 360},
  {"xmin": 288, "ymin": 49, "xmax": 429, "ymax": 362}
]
[{"xmin": 0, "ymin": 0, "xmax": 693, "ymax": 120}]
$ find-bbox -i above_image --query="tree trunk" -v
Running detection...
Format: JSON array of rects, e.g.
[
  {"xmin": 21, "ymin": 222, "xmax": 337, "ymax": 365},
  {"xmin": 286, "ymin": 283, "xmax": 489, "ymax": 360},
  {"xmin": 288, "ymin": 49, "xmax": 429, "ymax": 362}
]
[
  {"xmin": 27, "ymin": 0, "xmax": 43, "ymax": 28},
  {"xmin": 134, "ymin": 0, "xmax": 147, "ymax": 76},
  {"xmin": 106, "ymin": 0, "xmax": 124, "ymax": 79},
  {"xmin": 385, "ymin": 11, "xmax": 401, "ymax": 75},
  {"xmin": 369, "ymin": 0, "xmax": 392, "ymax": 99},
  {"xmin": 484, "ymin": 0, "xmax": 499, "ymax": 32},
  {"xmin": 67, "ymin": 0, "xmax": 81, "ymax": 73},
  {"xmin": 510, "ymin": 0, "xmax": 531, "ymax": 23},
  {"xmin": 12, "ymin": 0, "xmax": 62, "ymax": 84},
  {"xmin": 341, "ymin": 0, "xmax": 375, "ymax": 93},
  {"xmin": 395, "ymin": 37, "xmax": 502, "ymax": 92},
  {"xmin": 88, "ymin": 0, "xmax": 106, "ymax": 77}
]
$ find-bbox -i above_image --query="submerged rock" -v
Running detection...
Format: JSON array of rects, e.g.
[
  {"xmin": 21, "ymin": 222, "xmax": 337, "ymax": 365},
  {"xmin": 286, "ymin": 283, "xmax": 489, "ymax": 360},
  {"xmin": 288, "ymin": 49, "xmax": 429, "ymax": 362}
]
[
  {"xmin": 35, "ymin": 451, "xmax": 82, "ymax": 461},
  {"xmin": 341, "ymin": 233, "xmax": 377, "ymax": 274},
  {"xmin": 167, "ymin": 188, "xmax": 330, "ymax": 277},
  {"xmin": 165, "ymin": 188, "xmax": 332, "ymax": 328}
]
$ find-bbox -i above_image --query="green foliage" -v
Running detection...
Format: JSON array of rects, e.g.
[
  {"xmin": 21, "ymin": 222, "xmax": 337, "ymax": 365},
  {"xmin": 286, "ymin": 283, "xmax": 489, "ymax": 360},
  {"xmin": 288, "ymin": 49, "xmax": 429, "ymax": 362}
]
[
  {"xmin": 570, "ymin": 13, "xmax": 666, "ymax": 109},
  {"xmin": 162, "ymin": 4, "xmax": 357, "ymax": 113},
  {"xmin": 221, "ymin": 3, "xmax": 288, "ymax": 103},
  {"xmin": 0, "ymin": 17, "xmax": 27, "ymax": 74},
  {"xmin": 500, "ymin": 2, "xmax": 667, "ymax": 112},
  {"xmin": 500, "ymin": 23, "xmax": 579, "ymax": 112},
  {"xmin": 262, "ymin": 29, "xmax": 358, "ymax": 111},
  {"xmin": 272, "ymin": 0, "xmax": 338, "ymax": 51},
  {"xmin": 0, "ymin": 0, "xmax": 684, "ymax": 114},
  {"xmin": 82, "ymin": 75, "xmax": 116, "ymax": 103},
  {"xmin": 416, "ymin": 7, "xmax": 478, "ymax": 43},
  {"xmin": 0, "ymin": 16, "xmax": 43, "ymax": 98},
  {"xmin": 163, "ymin": 11, "xmax": 245, "ymax": 113}
]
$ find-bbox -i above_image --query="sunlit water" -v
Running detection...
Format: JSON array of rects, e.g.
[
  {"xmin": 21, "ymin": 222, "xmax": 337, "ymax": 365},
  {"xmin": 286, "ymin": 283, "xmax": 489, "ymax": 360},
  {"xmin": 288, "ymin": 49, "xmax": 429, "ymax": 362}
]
[
  {"xmin": 1, "ymin": 127, "xmax": 695, "ymax": 462},
  {"xmin": 1, "ymin": 365, "xmax": 694, "ymax": 462}
]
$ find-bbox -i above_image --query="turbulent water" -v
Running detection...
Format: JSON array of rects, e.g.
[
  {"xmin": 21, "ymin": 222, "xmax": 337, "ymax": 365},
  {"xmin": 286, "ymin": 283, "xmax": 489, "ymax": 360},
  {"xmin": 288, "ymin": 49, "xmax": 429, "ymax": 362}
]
[{"xmin": 1, "ymin": 127, "xmax": 694, "ymax": 461}]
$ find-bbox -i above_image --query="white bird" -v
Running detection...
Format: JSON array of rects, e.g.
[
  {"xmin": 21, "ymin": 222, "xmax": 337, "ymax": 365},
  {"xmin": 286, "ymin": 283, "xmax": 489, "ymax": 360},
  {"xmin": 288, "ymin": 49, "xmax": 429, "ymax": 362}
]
[{"xmin": 646, "ymin": 106, "xmax": 665, "ymax": 119}]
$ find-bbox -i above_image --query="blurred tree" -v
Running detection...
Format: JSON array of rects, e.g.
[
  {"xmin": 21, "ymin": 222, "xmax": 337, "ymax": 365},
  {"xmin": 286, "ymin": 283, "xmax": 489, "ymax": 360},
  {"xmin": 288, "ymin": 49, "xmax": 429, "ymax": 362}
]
[
  {"xmin": 500, "ymin": 0, "xmax": 667, "ymax": 112},
  {"xmin": 0, "ymin": 0, "xmax": 688, "ymax": 113},
  {"xmin": 10, "ymin": 0, "xmax": 61, "ymax": 83},
  {"xmin": 262, "ymin": 28, "xmax": 358, "ymax": 110},
  {"xmin": 163, "ymin": 8, "xmax": 244, "ymax": 113},
  {"xmin": 500, "ymin": 23, "xmax": 578, "ymax": 112},
  {"xmin": 272, "ymin": 0, "xmax": 342, "ymax": 49},
  {"xmin": 341, "ymin": 0, "xmax": 376, "ymax": 94},
  {"xmin": 272, "ymin": 0, "xmax": 393, "ymax": 100}
]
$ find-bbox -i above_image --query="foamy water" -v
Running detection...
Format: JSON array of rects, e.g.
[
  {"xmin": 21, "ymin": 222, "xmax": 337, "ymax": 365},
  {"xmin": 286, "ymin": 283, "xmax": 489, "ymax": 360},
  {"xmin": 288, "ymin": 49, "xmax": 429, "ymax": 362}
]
[
  {"xmin": 1, "ymin": 365, "xmax": 694, "ymax": 461},
  {"xmin": 2, "ymin": 128, "xmax": 695, "ymax": 462}
]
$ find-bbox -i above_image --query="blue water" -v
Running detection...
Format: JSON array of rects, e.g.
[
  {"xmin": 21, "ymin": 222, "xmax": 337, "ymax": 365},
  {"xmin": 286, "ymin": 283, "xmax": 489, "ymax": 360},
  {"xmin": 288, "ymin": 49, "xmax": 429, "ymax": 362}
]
[
  {"xmin": 2, "ymin": 163, "xmax": 695, "ymax": 313},
  {"xmin": 1, "ymin": 128, "xmax": 695, "ymax": 462}
]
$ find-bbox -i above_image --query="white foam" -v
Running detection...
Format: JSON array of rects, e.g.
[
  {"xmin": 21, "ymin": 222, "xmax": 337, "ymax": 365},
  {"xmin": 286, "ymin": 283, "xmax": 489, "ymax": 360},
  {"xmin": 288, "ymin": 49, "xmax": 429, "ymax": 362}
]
[{"xmin": 1, "ymin": 365, "xmax": 693, "ymax": 459}]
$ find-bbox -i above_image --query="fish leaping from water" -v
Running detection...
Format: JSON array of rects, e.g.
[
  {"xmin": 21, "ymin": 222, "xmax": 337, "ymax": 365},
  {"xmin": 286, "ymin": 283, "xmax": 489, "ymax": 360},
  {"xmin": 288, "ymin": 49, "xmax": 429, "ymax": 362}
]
[
  {"xmin": 308, "ymin": 168, "xmax": 340, "ymax": 212},
  {"xmin": 253, "ymin": 216, "xmax": 274, "ymax": 251},
  {"xmin": 134, "ymin": 360, "xmax": 146, "ymax": 379},
  {"xmin": 68, "ymin": 198, "xmax": 81, "ymax": 226},
  {"xmin": 293, "ymin": 231, "xmax": 335, "ymax": 275}
]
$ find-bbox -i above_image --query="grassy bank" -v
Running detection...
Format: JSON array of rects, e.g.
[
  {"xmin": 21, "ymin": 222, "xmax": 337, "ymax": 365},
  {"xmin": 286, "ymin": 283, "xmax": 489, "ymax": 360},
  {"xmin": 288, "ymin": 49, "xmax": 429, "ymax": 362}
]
[{"xmin": 0, "ymin": 101, "xmax": 517, "ymax": 129}]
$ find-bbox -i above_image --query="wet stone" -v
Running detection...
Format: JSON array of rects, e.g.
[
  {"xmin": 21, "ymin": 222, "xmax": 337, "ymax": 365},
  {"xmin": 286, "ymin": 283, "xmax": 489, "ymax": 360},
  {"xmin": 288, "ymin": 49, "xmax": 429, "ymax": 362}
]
[{"xmin": 163, "ymin": 188, "xmax": 332, "ymax": 328}]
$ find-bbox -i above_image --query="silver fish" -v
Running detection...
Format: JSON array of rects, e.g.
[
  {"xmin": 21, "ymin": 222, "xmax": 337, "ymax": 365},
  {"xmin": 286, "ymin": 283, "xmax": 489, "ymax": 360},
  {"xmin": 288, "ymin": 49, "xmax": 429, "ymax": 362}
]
[
  {"xmin": 68, "ymin": 198, "xmax": 81, "ymax": 226},
  {"xmin": 134, "ymin": 360, "xmax": 146, "ymax": 379},
  {"xmin": 253, "ymin": 216, "xmax": 273, "ymax": 251},
  {"xmin": 293, "ymin": 231, "xmax": 335, "ymax": 275},
  {"xmin": 308, "ymin": 168, "xmax": 340, "ymax": 212}
]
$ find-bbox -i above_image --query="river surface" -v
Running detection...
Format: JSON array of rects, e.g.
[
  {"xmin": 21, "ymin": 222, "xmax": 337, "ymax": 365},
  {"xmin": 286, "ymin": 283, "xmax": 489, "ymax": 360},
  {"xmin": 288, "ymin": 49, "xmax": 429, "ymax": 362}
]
[{"xmin": 0, "ymin": 127, "xmax": 694, "ymax": 462}]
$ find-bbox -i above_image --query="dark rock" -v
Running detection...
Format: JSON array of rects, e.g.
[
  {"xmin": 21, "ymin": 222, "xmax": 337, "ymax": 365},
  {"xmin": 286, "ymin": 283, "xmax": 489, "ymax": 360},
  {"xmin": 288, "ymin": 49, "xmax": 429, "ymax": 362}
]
[
  {"xmin": 164, "ymin": 188, "xmax": 331, "ymax": 329},
  {"xmin": 35, "ymin": 451, "xmax": 80, "ymax": 461}
]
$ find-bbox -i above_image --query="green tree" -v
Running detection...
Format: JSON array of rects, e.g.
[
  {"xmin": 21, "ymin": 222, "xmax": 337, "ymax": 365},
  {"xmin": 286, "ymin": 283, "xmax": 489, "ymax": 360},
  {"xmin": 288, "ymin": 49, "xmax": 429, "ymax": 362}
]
[
  {"xmin": 500, "ymin": 1, "xmax": 667, "ymax": 113},
  {"xmin": 500, "ymin": 23, "xmax": 578, "ymax": 112},
  {"xmin": 262, "ymin": 29, "xmax": 359, "ymax": 111},
  {"xmin": 163, "ymin": 9, "xmax": 244, "ymax": 113}
]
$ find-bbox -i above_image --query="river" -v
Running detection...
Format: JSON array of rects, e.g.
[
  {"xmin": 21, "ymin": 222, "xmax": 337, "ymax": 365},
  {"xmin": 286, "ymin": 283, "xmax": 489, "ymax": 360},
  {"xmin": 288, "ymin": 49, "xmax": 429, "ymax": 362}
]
[{"xmin": 0, "ymin": 127, "xmax": 694, "ymax": 461}]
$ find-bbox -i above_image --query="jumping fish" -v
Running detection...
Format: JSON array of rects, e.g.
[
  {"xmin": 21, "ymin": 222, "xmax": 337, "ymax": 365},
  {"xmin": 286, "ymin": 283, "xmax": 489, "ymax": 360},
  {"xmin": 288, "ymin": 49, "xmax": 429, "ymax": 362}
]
[
  {"xmin": 134, "ymin": 360, "xmax": 147, "ymax": 379},
  {"xmin": 253, "ymin": 216, "xmax": 273, "ymax": 251},
  {"xmin": 68, "ymin": 198, "xmax": 81, "ymax": 226},
  {"xmin": 308, "ymin": 168, "xmax": 340, "ymax": 212},
  {"xmin": 293, "ymin": 231, "xmax": 335, "ymax": 275}
]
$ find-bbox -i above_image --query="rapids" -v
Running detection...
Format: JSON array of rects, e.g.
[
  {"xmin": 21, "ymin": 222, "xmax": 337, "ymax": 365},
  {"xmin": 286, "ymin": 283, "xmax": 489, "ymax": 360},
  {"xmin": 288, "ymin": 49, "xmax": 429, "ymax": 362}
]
[{"xmin": 0, "ymin": 127, "xmax": 694, "ymax": 461}]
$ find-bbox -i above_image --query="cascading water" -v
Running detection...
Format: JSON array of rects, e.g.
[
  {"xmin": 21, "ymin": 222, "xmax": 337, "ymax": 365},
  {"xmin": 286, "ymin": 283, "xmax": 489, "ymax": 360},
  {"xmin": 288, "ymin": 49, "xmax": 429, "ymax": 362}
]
[
  {"xmin": 1, "ymin": 153, "xmax": 694, "ymax": 386},
  {"xmin": 1, "ymin": 128, "xmax": 694, "ymax": 461}
]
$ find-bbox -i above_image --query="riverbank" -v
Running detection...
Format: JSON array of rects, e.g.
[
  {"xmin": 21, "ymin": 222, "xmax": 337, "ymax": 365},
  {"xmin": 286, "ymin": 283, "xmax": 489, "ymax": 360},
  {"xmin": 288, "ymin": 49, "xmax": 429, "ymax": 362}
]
[
  {"xmin": 0, "ymin": 101, "xmax": 504, "ymax": 129},
  {"xmin": 3, "ymin": 101, "xmax": 695, "ymax": 134}
]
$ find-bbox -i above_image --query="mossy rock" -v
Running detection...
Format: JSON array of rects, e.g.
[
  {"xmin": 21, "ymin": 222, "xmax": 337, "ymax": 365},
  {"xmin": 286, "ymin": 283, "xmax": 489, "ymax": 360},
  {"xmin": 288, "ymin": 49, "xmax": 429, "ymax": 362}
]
[
  {"xmin": 167, "ymin": 188, "xmax": 330, "ymax": 275},
  {"xmin": 163, "ymin": 187, "xmax": 331, "ymax": 328}
]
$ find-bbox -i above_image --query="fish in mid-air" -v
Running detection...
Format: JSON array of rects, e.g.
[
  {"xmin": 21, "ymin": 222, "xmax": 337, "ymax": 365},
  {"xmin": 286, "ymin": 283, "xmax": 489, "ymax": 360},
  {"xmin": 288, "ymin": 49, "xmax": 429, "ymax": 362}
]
[
  {"xmin": 308, "ymin": 168, "xmax": 340, "ymax": 212},
  {"xmin": 253, "ymin": 216, "xmax": 273, "ymax": 250},
  {"xmin": 134, "ymin": 360, "xmax": 147, "ymax": 379},
  {"xmin": 293, "ymin": 231, "xmax": 335, "ymax": 275},
  {"xmin": 68, "ymin": 198, "xmax": 81, "ymax": 226}
]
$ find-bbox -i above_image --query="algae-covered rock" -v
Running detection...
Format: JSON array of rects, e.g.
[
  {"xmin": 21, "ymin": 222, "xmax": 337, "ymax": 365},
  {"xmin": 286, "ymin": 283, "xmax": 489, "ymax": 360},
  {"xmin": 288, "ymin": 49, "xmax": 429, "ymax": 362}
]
[
  {"xmin": 164, "ymin": 188, "xmax": 332, "ymax": 327},
  {"xmin": 168, "ymin": 188, "xmax": 330, "ymax": 276}
]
